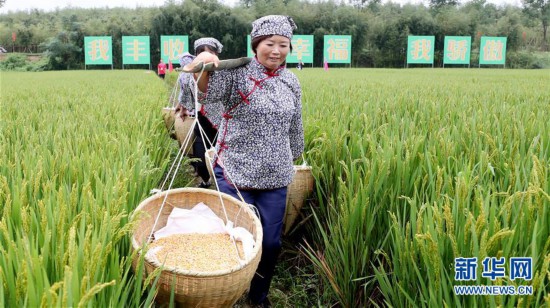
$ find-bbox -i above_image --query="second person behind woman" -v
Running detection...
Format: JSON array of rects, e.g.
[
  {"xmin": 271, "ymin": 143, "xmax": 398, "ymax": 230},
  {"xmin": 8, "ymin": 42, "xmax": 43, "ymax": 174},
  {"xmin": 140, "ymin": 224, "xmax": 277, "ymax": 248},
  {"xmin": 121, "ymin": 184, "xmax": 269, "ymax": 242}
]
[{"xmin": 177, "ymin": 37, "xmax": 224, "ymax": 188}]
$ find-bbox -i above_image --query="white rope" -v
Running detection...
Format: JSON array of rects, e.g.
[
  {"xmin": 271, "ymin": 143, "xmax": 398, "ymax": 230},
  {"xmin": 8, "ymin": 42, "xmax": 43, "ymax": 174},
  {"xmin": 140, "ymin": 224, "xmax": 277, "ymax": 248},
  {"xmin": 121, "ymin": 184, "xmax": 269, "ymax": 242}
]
[
  {"xmin": 189, "ymin": 67, "xmax": 238, "ymax": 217},
  {"xmin": 167, "ymin": 74, "xmax": 180, "ymax": 108},
  {"xmin": 196, "ymin": 121, "xmax": 216, "ymax": 149},
  {"xmin": 148, "ymin": 68, "xmax": 204, "ymax": 241},
  {"xmin": 213, "ymin": 155, "xmax": 261, "ymax": 221},
  {"xmin": 191, "ymin": 70, "xmax": 217, "ymax": 152},
  {"xmin": 157, "ymin": 118, "xmax": 195, "ymax": 191},
  {"xmin": 189, "ymin": 71, "xmax": 251, "ymax": 205},
  {"xmin": 148, "ymin": 117, "xmax": 196, "ymax": 241},
  {"xmin": 149, "ymin": 63, "xmax": 261, "ymax": 263}
]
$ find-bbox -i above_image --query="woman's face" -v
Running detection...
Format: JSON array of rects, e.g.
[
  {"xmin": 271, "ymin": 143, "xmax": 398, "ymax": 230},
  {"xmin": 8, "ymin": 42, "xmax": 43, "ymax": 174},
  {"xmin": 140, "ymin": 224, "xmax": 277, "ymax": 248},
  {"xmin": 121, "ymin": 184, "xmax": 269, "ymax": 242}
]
[{"xmin": 255, "ymin": 35, "xmax": 290, "ymax": 72}]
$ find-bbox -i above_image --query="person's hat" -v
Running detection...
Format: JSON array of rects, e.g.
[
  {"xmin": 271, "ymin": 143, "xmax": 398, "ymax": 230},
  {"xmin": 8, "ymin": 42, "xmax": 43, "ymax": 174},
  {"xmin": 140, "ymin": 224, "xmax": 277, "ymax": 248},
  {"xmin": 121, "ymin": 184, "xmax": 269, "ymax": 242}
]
[
  {"xmin": 193, "ymin": 37, "xmax": 223, "ymax": 53},
  {"xmin": 178, "ymin": 52, "xmax": 195, "ymax": 67},
  {"xmin": 251, "ymin": 15, "xmax": 297, "ymax": 40}
]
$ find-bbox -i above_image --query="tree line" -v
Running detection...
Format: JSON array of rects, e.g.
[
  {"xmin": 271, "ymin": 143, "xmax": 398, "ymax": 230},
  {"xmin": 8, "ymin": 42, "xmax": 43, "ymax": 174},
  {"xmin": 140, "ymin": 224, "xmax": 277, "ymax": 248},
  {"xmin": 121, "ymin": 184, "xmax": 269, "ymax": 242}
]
[{"xmin": 0, "ymin": 0, "xmax": 548, "ymax": 70}]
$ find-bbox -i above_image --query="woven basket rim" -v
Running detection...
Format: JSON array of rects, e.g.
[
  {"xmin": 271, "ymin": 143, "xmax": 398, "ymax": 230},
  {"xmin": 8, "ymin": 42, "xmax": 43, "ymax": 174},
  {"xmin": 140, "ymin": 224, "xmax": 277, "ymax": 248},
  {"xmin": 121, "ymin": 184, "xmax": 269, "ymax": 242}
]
[
  {"xmin": 131, "ymin": 187, "xmax": 263, "ymax": 277},
  {"xmin": 294, "ymin": 165, "xmax": 312, "ymax": 171}
]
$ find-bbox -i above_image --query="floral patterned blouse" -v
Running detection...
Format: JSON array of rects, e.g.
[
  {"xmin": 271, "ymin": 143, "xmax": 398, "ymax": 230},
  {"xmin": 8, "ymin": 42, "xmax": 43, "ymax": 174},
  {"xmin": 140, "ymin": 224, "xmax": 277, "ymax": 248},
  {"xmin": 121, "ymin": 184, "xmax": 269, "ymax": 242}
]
[{"xmin": 199, "ymin": 57, "xmax": 304, "ymax": 189}]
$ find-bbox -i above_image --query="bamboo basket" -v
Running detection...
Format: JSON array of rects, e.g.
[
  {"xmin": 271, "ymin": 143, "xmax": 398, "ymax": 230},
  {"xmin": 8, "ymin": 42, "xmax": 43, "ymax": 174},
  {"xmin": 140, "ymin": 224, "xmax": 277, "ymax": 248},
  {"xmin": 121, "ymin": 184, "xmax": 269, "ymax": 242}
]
[
  {"xmin": 283, "ymin": 165, "xmax": 314, "ymax": 235},
  {"xmin": 174, "ymin": 113, "xmax": 195, "ymax": 155},
  {"xmin": 162, "ymin": 107, "xmax": 176, "ymax": 132},
  {"xmin": 131, "ymin": 188, "xmax": 263, "ymax": 307}
]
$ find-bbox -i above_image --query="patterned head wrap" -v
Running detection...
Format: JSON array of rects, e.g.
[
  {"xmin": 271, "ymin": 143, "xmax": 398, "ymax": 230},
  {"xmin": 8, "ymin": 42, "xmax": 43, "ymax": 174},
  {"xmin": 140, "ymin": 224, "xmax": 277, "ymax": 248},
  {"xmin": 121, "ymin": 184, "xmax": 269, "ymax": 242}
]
[
  {"xmin": 193, "ymin": 37, "xmax": 223, "ymax": 54},
  {"xmin": 178, "ymin": 52, "xmax": 195, "ymax": 67},
  {"xmin": 251, "ymin": 15, "xmax": 297, "ymax": 40}
]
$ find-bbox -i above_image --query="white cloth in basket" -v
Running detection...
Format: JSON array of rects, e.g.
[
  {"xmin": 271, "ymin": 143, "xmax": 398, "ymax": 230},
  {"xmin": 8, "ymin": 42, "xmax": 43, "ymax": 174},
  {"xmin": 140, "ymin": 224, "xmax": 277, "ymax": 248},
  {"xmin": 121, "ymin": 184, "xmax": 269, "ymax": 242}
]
[{"xmin": 154, "ymin": 202, "xmax": 255, "ymax": 259}]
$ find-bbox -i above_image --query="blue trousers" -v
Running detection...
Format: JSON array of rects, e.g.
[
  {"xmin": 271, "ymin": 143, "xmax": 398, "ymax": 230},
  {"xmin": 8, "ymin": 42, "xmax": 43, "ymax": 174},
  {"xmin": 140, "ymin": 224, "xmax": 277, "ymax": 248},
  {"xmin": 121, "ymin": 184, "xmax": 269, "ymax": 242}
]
[{"xmin": 214, "ymin": 165, "xmax": 287, "ymax": 304}]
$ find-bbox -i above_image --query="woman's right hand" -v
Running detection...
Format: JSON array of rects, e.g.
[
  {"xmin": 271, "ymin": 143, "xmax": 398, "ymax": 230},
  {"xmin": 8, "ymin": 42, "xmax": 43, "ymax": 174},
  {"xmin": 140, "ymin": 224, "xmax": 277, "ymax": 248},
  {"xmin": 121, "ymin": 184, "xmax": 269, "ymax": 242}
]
[
  {"xmin": 185, "ymin": 51, "xmax": 219, "ymax": 92},
  {"xmin": 183, "ymin": 51, "xmax": 220, "ymax": 72}
]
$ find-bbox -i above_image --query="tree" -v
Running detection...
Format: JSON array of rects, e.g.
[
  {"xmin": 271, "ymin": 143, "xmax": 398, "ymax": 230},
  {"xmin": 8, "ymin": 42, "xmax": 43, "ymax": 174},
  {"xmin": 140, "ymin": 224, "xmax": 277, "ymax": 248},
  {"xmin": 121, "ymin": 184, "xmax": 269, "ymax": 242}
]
[
  {"xmin": 41, "ymin": 31, "xmax": 82, "ymax": 70},
  {"xmin": 523, "ymin": 0, "xmax": 550, "ymax": 50},
  {"xmin": 429, "ymin": 0, "xmax": 459, "ymax": 11},
  {"xmin": 41, "ymin": 15, "xmax": 83, "ymax": 70},
  {"xmin": 348, "ymin": 0, "xmax": 381, "ymax": 11},
  {"xmin": 0, "ymin": 0, "xmax": 546, "ymax": 70}
]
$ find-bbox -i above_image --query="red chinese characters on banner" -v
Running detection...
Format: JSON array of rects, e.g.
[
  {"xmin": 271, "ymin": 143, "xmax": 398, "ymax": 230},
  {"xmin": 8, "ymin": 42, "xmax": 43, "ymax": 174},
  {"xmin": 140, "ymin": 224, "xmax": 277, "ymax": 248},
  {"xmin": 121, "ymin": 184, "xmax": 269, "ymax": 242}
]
[
  {"xmin": 326, "ymin": 38, "xmax": 349, "ymax": 61},
  {"xmin": 12, "ymin": 32, "xmax": 16, "ymax": 42},
  {"xmin": 129, "ymin": 39, "xmax": 147, "ymax": 61},
  {"xmin": 293, "ymin": 38, "xmax": 311, "ymax": 62},
  {"xmin": 162, "ymin": 39, "xmax": 185, "ymax": 61},
  {"xmin": 446, "ymin": 40, "xmax": 468, "ymax": 61},
  {"xmin": 88, "ymin": 40, "xmax": 110, "ymax": 61},
  {"xmin": 411, "ymin": 39, "xmax": 432, "ymax": 61},
  {"xmin": 482, "ymin": 40, "xmax": 504, "ymax": 62}
]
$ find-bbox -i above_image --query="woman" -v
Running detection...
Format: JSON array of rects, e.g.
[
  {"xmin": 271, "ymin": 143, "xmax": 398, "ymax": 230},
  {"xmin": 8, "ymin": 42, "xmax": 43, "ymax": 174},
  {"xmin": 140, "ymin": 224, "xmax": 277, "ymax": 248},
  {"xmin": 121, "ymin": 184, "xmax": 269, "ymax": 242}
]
[
  {"xmin": 185, "ymin": 15, "xmax": 303, "ymax": 307},
  {"xmin": 157, "ymin": 59, "xmax": 166, "ymax": 79},
  {"xmin": 177, "ymin": 37, "xmax": 224, "ymax": 188}
]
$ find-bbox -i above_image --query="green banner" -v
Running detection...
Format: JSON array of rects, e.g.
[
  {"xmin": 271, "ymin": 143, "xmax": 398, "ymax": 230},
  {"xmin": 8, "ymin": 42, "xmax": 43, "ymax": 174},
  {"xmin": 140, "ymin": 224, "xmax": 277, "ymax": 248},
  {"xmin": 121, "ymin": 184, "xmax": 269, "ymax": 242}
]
[
  {"xmin": 160, "ymin": 36, "xmax": 188, "ymax": 63},
  {"xmin": 443, "ymin": 36, "xmax": 471, "ymax": 65},
  {"xmin": 323, "ymin": 35, "xmax": 352, "ymax": 64},
  {"xmin": 479, "ymin": 37, "xmax": 507, "ymax": 65},
  {"xmin": 122, "ymin": 36, "xmax": 150, "ymax": 65},
  {"xmin": 247, "ymin": 35, "xmax": 254, "ymax": 58},
  {"xmin": 407, "ymin": 36, "xmax": 435, "ymax": 64},
  {"xmin": 287, "ymin": 35, "xmax": 314, "ymax": 64},
  {"xmin": 84, "ymin": 36, "xmax": 112, "ymax": 65}
]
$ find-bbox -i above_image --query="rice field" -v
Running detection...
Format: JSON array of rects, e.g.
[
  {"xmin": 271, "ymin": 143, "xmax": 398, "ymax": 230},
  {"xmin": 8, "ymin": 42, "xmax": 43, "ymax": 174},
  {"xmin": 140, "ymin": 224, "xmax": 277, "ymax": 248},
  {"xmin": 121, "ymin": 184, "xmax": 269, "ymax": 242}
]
[
  {"xmin": 297, "ymin": 68, "xmax": 549, "ymax": 307},
  {"xmin": 1, "ymin": 68, "xmax": 549, "ymax": 307},
  {"xmin": 0, "ymin": 70, "xmax": 172, "ymax": 307}
]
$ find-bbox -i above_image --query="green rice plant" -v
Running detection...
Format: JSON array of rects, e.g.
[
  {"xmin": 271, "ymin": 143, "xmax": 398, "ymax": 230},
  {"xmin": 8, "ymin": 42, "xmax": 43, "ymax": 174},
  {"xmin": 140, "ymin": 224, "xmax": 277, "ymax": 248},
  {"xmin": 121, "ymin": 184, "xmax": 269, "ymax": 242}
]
[
  {"xmin": 297, "ymin": 68, "xmax": 549, "ymax": 306},
  {"xmin": 0, "ymin": 70, "xmax": 172, "ymax": 306}
]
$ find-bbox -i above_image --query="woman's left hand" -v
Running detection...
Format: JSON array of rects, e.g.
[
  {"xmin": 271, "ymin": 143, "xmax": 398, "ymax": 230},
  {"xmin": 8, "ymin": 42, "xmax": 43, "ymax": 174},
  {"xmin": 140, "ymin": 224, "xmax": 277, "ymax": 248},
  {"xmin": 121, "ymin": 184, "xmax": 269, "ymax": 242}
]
[{"xmin": 175, "ymin": 105, "xmax": 187, "ymax": 120}]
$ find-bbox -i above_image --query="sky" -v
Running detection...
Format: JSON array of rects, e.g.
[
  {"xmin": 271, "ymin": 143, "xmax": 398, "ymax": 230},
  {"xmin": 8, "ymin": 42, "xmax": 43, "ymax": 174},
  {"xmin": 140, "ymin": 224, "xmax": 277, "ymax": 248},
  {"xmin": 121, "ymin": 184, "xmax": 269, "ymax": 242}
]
[{"xmin": 0, "ymin": 0, "xmax": 522, "ymax": 14}]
